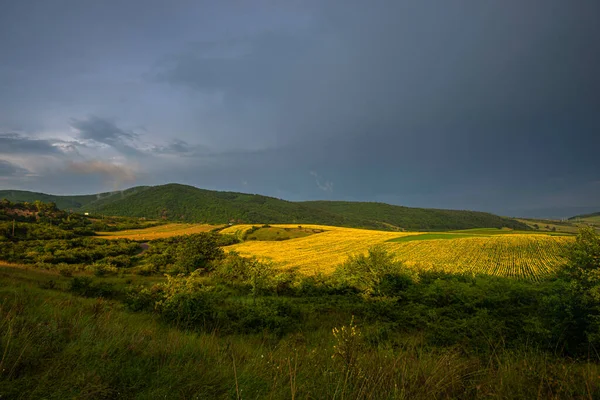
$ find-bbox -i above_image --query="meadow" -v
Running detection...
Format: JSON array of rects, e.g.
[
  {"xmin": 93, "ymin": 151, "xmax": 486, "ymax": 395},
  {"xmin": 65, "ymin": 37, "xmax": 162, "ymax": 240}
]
[
  {"xmin": 2, "ymin": 200, "xmax": 600, "ymax": 399},
  {"xmin": 3, "ymin": 266, "xmax": 600, "ymax": 399}
]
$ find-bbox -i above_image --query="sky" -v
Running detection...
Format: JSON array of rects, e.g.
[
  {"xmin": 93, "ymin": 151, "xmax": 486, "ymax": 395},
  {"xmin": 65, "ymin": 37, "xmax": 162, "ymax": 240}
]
[{"xmin": 1, "ymin": 0, "xmax": 599, "ymax": 218}]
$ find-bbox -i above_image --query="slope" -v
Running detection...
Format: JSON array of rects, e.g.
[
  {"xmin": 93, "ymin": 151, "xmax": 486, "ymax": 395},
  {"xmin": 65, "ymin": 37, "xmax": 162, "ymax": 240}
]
[
  {"xmin": 569, "ymin": 211, "xmax": 600, "ymax": 219},
  {"xmin": 0, "ymin": 184, "xmax": 529, "ymax": 231},
  {"xmin": 80, "ymin": 183, "xmax": 366, "ymax": 226},
  {"xmin": 301, "ymin": 201, "xmax": 529, "ymax": 231},
  {"xmin": 0, "ymin": 190, "xmax": 98, "ymax": 210}
]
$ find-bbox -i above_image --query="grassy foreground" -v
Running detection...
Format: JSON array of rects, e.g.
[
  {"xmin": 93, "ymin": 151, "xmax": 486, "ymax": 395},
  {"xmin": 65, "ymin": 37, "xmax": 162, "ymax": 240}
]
[{"xmin": 2, "ymin": 267, "xmax": 600, "ymax": 399}]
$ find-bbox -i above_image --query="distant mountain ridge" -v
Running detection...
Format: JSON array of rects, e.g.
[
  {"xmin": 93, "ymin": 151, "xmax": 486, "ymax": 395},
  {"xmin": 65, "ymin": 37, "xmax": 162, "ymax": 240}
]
[{"xmin": 0, "ymin": 184, "xmax": 529, "ymax": 231}]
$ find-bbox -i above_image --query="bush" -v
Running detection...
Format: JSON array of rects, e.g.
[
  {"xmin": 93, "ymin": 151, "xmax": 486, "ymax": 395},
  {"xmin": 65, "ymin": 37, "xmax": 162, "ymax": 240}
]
[
  {"xmin": 173, "ymin": 233, "xmax": 225, "ymax": 273},
  {"xmin": 233, "ymin": 298, "xmax": 301, "ymax": 336},
  {"xmin": 212, "ymin": 252, "xmax": 275, "ymax": 298},
  {"xmin": 57, "ymin": 263, "xmax": 75, "ymax": 277},
  {"xmin": 134, "ymin": 263, "xmax": 158, "ymax": 276},
  {"xmin": 152, "ymin": 273, "xmax": 222, "ymax": 330},
  {"xmin": 69, "ymin": 277, "xmax": 115, "ymax": 298},
  {"xmin": 333, "ymin": 245, "xmax": 416, "ymax": 295},
  {"xmin": 86, "ymin": 263, "xmax": 118, "ymax": 277},
  {"xmin": 556, "ymin": 227, "xmax": 600, "ymax": 353},
  {"xmin": 215, "ymin": 234, "xmax": 240, "ymax": 246},
  {"xmin": 124, "ymin": 285, "xmax": 162, "ymax": 312}
]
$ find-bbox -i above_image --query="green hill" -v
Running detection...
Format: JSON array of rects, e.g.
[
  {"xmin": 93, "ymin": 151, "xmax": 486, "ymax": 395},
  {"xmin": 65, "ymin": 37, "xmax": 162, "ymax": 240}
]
[
  {"xmin": 0, "ymin": 184, "xmax": 529, "ymax": 231},
  {"xmin": 0, "ymin": 190, "xmax": 97, "ymax": 210},
  {"xmin": 301, "ymin": 201, "xmax": 527, "ymax": 231},
  {"xmin": 0, "ymin": 187, "xmax": 150, "ymax": 212},
  {"xmin": 569, "ymin": 212, "xmax": 600, "ymax": 225}
]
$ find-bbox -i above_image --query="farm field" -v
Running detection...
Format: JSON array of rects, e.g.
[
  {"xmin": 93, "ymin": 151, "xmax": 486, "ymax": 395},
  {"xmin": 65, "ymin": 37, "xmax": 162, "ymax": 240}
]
[
  {"xmin": 96, "ymin": 223, "xmax": 222, "ymax": 240},
  {"xmin": 224, "ymin": 224, "xmax": 573, "ymax": 279},
  {"xmin": 91, "ymin": 223, "xmax": 574, "ymax": 279},
  {"xmin": 579, "ymin": 215, "xmax": 600, "ymax": 224},
  {"xmin": 516, "ymin": 218, "xmax": 584, "ymax": 234}
]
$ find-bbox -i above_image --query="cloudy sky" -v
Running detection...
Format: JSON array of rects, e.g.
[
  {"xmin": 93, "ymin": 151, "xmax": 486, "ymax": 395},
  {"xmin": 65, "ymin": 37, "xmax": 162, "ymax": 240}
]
[{"xmin": 1, "ymin": 1, "xmax": 599, "ymax": 217}]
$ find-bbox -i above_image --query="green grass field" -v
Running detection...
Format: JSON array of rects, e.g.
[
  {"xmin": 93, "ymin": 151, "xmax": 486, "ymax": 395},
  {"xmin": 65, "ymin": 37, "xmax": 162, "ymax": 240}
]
[
  {"xmin": 450, "ymin": 227, "xmax": 573, "ymax": 236},
  {"xmin": 579, "ymin": 215, "xmax": 600, "ymax": 224},
  {"xmin": 2, "ymin": 265, "xmax": 600, "ymax": 399}
]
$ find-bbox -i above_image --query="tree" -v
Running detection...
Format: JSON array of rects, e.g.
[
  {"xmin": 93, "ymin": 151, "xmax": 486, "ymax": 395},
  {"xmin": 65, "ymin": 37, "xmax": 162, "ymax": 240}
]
[
  {"xmin": 174, "ymin": 233, "xmax": 225, "ymax": 273},
  {"xmin": 560, "ymin": 227, "xmax": 600, "ymax": 351},
  {"xmin": 563, "ymin": 226, "xmax": 600, "ymax": 286},
  {"xmin": 334, "ymin": 245, "xmax": 415, "ymax": 295}
]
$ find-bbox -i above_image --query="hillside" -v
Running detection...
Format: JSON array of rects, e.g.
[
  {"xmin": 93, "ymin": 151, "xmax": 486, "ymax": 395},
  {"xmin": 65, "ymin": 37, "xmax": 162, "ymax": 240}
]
[
  {"xmin": 301, "ymin": 200, "xmax": 528, "ymax": 231},
  {"xmin": 80, "ymin": 184, "xmax": 367, "ymax": 227},
  {"xmin": 0, "ymin": 190, "xmax": 97, "ymax": 210},
  {"xmin": 0, "ymin": 184, "xmax": 529, "ymax": 231},
  {"xmin": 0, "ymin": 187, "xmax": 149, "ymax": 211},
  {"xmin": 569, "ymin": 211, "xmax": 600, "ymax": 220},
  {"xmin": 569, "ymin": 211, "xmax": 600, "ymax": 225}
]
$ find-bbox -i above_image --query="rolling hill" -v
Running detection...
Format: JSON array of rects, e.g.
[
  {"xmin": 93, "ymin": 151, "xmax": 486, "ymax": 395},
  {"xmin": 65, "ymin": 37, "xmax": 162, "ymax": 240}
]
[
  {"xmin": 301, "ymin": 200, "xmax": 527, "ymax": 231},
  {"xmin": 0, "ymin": 184, "xmax": 529, "ymax": 231},
  {"xmin": 0, "ymin": 190, "xmax": 97, "ymax": 210},
  {"xmin": 569, "ymin": 211, "xmax": 600, "ymax": 225}
]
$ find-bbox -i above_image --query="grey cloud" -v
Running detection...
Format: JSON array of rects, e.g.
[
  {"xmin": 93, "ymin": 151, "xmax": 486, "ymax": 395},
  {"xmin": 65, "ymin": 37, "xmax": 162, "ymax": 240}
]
[
  {"xmin": 150, "ymin": 139, "xmax": 210, "ymax": 157},
  {"xmin": 156, "ymin": 1, "xmax": 600, "ymax": 209},
  {"xmin": 0, "ymin": 1, "xmax": 598, "ymax": 217},
  {"xmin": 70, "ymin": 116, "xmax": 141, "ymax": 155},
  {"xmin": 0, "ymin": 133, "xmax": 61, "ymax": 155},
  {"xmin": 0, "ymin": 159, "xmax": 29, "ymax": 177}
]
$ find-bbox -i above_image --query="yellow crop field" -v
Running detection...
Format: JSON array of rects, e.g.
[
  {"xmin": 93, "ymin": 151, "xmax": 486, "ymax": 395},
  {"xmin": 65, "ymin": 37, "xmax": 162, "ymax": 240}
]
[
  {"xmin": 227, "ymin": 225, "xmax": 572, "ymax": 279},
  {"xmin": 227, "ymin": 224, "xmax": 411, "ymax": 274},
  {"xmin": 96, "ymin": 223, "xmax": 221, "ymax": 240},
  {"xmin": 383, "ymin": 235, "xmax": 571, "ymax": 280}
]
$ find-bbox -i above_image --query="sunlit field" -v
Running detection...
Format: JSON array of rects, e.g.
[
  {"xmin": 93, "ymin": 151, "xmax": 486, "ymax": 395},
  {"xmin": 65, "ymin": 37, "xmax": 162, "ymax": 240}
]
[
  {"xmin": 96, "ymin": 223, "xmax": 222, "ymax": 240},
  {"xmin": 384, "ymin": 235, "xmax": 571, "ymax": 280},
  {"xmin": 224, "ymin": 224, "xmax": 572, "ymax": 279},
  {"xmin": 90, "ymin": 223, "xmax": 574, "ymax": 279}
]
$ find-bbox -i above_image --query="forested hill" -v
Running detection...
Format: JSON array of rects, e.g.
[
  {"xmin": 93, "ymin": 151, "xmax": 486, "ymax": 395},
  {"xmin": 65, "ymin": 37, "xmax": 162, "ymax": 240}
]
[
  {"xmin": 0, "ymin": 187, "xmax": 149, "ymax": 211},
  {"xmin": 301, "ymin": 201, "xmax": 527, "ymax": 231},
  {"xmin": 0, "ymin": 184, "xmax": 529, "ymax": 231},
  {"xmin": 0, "ymin": 190, "xmax": 97, "ymax": 211}
]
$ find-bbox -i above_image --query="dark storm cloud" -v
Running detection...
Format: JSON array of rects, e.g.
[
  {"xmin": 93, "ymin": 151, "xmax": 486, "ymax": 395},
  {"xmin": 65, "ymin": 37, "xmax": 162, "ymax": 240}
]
[
  {"xmin": 150, "ymin": 139, "xmax": 210, "ymax": 157},
  {"xmin": 70, "ymin": 117, "xmax": 141, "ymax": 155},
  {"xmin": 1, "ymin": 1, "xmax": 598, "ymax": 216},
  {"xmin": 0, "ymin": 133, "xmax": 61, "ymax": 155},
  {"xmin": 155, "ymin": 0, "xmax": 600, "ymax": 215},
  {"xmin": 0, "ymin": 159, "xmax": 29, "ymax": 177}
]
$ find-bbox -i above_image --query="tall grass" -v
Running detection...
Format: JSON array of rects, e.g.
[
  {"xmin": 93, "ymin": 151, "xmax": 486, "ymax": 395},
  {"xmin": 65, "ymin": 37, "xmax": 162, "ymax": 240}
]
[{"xmin": 1, "ymin": 278, "xmax": 600, "ymax": 399}]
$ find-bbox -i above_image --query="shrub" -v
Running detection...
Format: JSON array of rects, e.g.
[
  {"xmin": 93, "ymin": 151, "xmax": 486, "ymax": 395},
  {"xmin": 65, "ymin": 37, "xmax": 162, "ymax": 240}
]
[
  {"xmin": 333, "ymin": 245, "xmax": 416, "ymax": 295},
  {"xmin": 57, "ymin": 263, "xmax": 74, "ymax": 277},
  {"xmin": 152, "ymin": 273, "xmax": 222, "ymax": 330},
  {"xmin": 233, "ymin": 298, "xmax": 301, "ymax": 336},
  {"xmin": 173, "ymin": 233, "xmax": 225, "ymax": 273},
  {"xmin": 69, "ymin": 277, "xmax": 115, "ymax": 298},
  {"xmin": 212, "ymin": 252, "xmax": 275, "ymax": 298},
  {"xmin": 86, "ymin": 263, "xmax": 118, "ymax": 277},
  {"xmin": 556, "ymin": 227, "xmax": 600, "ymax": 353}
]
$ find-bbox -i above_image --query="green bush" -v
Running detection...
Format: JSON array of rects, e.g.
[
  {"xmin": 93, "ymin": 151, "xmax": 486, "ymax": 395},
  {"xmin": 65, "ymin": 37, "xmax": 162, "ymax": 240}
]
[
  {"xmin": 69, "ymin": 277, "xmax": 115, "ymax": 298},
  {"xmin": 333, "ymin": 245, "xmax": 416, "ymax": 295},
  {"xmin": 232, "ymin": 298, "xmax": 301, "ymax": 336}
]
